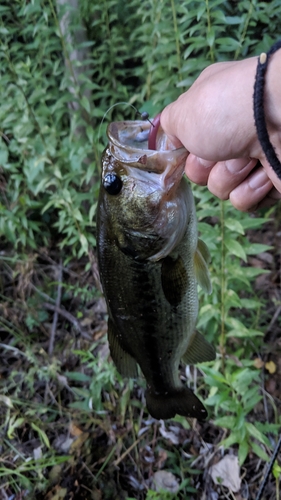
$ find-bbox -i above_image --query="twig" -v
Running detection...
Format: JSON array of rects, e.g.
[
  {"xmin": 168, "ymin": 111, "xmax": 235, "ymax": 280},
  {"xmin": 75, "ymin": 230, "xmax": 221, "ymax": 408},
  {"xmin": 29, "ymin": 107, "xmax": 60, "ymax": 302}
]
[
  {"xmin": 29, "ymin": 282, "xmax": 56, "ymax": 303},
  {"xmin": 256, "ymin": 434, "xmax": 281, "ymax": 500},
  {"xmin": 48, "ymin": 259, "xmax": 63, "ymax": 356},
  {"xmin": 0, "ymin": 131, "xmax": 10, "ymax": 144},
  {"xmin": 113, "ymin": 429, "xmax": 149, "ymax": 467},
  {"xmin": 0, "ymin": 487, "xmax": 9, "ymax": 500},
  {"xmin": 265, "ymin": 304, "xmax": 281, "ymax": 334},
  {"xmin": 43, "ymin": 302, "xmax": 92, "ymax": 340}
]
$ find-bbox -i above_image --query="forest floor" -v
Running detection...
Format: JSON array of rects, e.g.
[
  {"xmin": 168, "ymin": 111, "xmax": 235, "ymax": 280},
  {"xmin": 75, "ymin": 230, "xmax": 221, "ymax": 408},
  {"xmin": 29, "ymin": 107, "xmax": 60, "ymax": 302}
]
[{"xmin": 0, "ymin": 215, "xmax": 281, "ymax": 500}]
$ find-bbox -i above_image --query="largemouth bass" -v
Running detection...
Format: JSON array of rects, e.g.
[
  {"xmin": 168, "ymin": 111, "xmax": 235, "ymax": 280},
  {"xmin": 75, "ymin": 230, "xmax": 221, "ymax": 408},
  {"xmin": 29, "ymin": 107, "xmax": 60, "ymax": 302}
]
[{"xmin": 97, "ymin": 119, "xmax": 215, "ymax": 420}]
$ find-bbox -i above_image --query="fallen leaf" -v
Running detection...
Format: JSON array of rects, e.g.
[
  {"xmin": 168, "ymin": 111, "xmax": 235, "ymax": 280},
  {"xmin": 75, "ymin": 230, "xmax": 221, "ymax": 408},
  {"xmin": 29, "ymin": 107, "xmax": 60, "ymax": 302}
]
[
  {"xmin": 254, "ymin": 358, "xmax": 264, "ymax": 369},
  {"xmin": 49, "ymin": 464, "xmax": 63, "ymax": 484},
  {"xmin": 209, "ymin": 455, "xmax": 241, "ymax": 492},
  {"xmin": 159, "ymin": 421, "xmax": 179, "ymax": 445},
  {"xmin": 155, "ymin": 448, "xmax": 168, "ymax": 469},
  {"xmin": 70, "ymin": 422, "xmax": 83, "ymax": 437},
  {"xmin": 33, "ymin": 446, "xmax": 42, "ymax": 460},
  {"xmin": 0, "ymin": 395, "xmax": 13, "ymax": 408},
  {"xmin": 53, "ymin": 435, "xmax": 75, "ymax": 453},
  {"xmin": 46, "ymin": 486, "xmax": 68, "ymax": 500},
  {"xmin": 69, "ymin": 432, "xmax": 89, "ymax": 454},
  {"xmin": 151, "ymin": 470, "xmax": 179, "ymax": 493},
  {"xmin": 265, "ymin": 361, "xmax": 276, "ymax": 374}
]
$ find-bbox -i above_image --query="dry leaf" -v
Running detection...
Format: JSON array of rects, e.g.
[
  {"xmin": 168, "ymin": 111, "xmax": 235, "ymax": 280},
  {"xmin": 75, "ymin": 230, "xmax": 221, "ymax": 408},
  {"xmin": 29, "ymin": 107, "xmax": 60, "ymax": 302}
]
[
  {"xmin": 69, "ymin": 432, "xmax": 89, "ymax": 454},
  {"xmin": 33, "ymin": 446, "xmax": 42, "ymax": 460},
  {"xmin": 254, "ymin": 358, "xmax": 264, "ymax": 369},
  {"xmin": 70, "ymin": 422, "xmax": 83, "ymax": 437},
  {"xmin": 265, "ymin": 361, "xmax": 276, "ymax": 374},
  {"xmin": 45, "ymin": 485, "xmax": 67, "ymax": 500},
  {"xmin": 155, "ymin": 448, "xmax": 168, "ymax": 469},
  {"xmin": 209, "ymin": 455, "xmax": 241, "ymax": 492},
  {"xmin": 151, "ymin": 470, "xmax": 179, "ymax": 493},
  {"xmin": 53, "ymin": 435, "xmax": 75, "ymax": 453},
  {"xmin": 159, "ymin": 421, "xmax": 179, "ymax": 445}
]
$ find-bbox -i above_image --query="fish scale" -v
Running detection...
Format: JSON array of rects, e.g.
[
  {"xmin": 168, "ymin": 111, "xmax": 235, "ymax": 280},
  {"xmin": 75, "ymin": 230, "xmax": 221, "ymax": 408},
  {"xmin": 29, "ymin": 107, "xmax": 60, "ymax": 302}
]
[{"xmin": 97, "ymin": 120, "xmax": 216, "ymax": 420}]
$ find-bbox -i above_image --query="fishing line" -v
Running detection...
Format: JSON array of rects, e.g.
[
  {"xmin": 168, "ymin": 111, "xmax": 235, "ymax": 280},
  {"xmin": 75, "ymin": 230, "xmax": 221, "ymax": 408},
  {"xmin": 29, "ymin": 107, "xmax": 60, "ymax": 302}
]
[
  {"xmin": 97, "ymin": 101, "xmax": 154, "ymax": 151},
  {"xmin": 256, "ymin": 434, "xmax": 281, "ymax": 500}
]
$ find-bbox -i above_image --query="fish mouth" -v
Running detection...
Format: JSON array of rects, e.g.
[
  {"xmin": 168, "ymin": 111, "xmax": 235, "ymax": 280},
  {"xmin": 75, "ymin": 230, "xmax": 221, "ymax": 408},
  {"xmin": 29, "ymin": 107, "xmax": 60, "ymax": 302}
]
[{"xmin": 107, "ymin": 120, "xmax": 188, "ymax": 191}]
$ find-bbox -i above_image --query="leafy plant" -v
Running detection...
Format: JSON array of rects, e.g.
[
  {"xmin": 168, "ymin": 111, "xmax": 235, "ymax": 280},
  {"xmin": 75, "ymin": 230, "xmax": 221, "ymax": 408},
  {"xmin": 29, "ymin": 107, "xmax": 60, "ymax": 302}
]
[{"xmin": 1, "ymin": 0, "xmax": 281, "ymax": 498}]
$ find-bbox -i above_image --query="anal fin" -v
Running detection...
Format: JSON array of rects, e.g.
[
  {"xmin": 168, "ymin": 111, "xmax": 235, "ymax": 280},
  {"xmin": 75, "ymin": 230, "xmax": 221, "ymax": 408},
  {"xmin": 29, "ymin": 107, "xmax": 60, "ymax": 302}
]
[
  {"xmin": 107, "ymin": 319, "xmax": 138, "ymax": 378},
  {"xmin": 182, "ymin": 330, "xmax": 216, "ymax": 365}
]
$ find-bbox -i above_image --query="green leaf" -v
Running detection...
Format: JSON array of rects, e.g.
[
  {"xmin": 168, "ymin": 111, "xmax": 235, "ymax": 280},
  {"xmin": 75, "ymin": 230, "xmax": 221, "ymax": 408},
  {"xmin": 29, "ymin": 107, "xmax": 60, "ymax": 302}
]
[
  {"xmin": 246, "ymin": 243, "xmax": 273, "ymax": 254},
  {"xmin": 0, "ymin": 147, "xmax": 8, "ymax": 165},
  {"xmin": 207, "ymin": 28, "xmax": 215, "ymax": 48},
  {"xmin": 227, "ymin": 328, "xmax": 264, "ymax": 338},
  {"xmin": 251, "ymin": 442, "xmax": 270, "ymax": 462},
  {"xmin": 224, "ymin": 16, "xmax": 242, "ymax": 24},
  {"xmin": 89, "ymin": 203, "xmax": 97, "ymax": 223},
  {"xmin": 214, "ymin": 415, "xmax": 237, "ymax": 429},
  {"xmin": 273, "ymin": 462, "xmax": 281, "ymax": 479},
  {"xmin": 65, "ymin": 371, "xmax": 92, "ymax": 382},
  {"xmin": 81, "ymin": 97, "xmax": 91, "ymax": 115},
  {"xmin": 31, "ymin": 423, "xmax": 50, "ymax": 448},
  {"xmin": 225, "ymin": 237, "xmax": 247, "ymax": 261},
  {"xmin": 224, "ymin": 218, "xmax": 245, "ymax": 235},
  {"xmin": 246, "ymin": 423, "xmax": 271, "ymax": 447},
  {"xmin": 221, "ymin": 431, "xmax": 241, "ymax": 448},
  {"xmin": 238, "ymin": 440, "xmax": 249, "ymax": 465}
]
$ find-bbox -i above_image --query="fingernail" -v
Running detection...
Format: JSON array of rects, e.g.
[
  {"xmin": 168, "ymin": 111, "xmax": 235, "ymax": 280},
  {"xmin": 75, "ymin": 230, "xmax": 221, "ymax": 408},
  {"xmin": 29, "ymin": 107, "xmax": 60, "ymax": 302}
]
[
  {"xmin": 196, "ymin": 156, "xmax": 215, "ymax": 168},
  {"xmin": 226, "ymin": 157, "xmax": 252, "ymax": 173},
  {"xmin": 248, "ymin": 169, "xmax": 270, "ymax": 190}
]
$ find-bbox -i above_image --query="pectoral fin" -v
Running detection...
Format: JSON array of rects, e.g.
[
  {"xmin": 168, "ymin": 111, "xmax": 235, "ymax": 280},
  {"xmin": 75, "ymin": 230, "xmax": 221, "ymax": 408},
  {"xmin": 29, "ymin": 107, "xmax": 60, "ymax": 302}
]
[
  {"xmin": 161, "ymin": 255, "xmax": 188, "ymax": 307},
  {"xmin": 182, "ymin": 330, "xmax": 216, "ymax": 365},
  {"xmin": 107, "ymin": 319, "xmax": 138, "ymax": 378},
  {"xmin": 194, "ymin": 239, "xmax": 212, "ymax": 294},
  {"xmin": 197, "ymin": 238, "xmax": 211, "ymax": 264}
]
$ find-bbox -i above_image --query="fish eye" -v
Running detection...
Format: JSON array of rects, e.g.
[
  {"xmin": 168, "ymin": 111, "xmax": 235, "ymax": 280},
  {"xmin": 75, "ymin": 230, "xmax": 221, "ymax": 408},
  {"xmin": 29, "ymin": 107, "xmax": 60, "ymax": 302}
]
[{"xmin": 103, "ymin": 173, "xmax": 123, "ymax": 195}]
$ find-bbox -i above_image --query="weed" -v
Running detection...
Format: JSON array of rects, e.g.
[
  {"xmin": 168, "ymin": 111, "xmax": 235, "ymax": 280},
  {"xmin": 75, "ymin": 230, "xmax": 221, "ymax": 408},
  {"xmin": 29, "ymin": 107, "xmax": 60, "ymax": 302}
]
[{"xmin": 1, "ymin": 0, "xmax": 281, "ymax": 498}]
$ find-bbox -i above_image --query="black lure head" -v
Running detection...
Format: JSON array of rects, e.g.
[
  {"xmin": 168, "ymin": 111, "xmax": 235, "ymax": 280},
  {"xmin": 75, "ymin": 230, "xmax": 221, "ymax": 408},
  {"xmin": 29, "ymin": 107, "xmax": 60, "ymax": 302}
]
[{"xmin": 103, "ymin": 172, "xmax": 123, "ymax": 195}]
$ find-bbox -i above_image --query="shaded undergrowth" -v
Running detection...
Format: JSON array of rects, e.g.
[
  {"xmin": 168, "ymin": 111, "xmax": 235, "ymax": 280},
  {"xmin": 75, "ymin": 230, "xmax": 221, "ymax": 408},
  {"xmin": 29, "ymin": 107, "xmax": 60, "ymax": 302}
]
[{"xmin": 1, "ymin": 1, "xmax": 281, "ymax": 498}]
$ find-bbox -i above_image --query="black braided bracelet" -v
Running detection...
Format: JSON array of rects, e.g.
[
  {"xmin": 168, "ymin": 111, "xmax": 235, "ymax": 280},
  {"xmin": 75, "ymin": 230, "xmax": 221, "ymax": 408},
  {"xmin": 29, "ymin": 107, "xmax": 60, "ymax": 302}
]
[{"xmin": 253, "ymin": 40, "xmax": 281, "ymax": 179}]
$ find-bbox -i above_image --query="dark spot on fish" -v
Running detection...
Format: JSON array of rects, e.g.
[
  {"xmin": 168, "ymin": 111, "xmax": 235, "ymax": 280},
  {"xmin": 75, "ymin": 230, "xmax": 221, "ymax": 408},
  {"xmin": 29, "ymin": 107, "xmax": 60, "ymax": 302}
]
[
  {"xmin": 121, "ymin": 245, "xmax": 138, "ymax": 258},
  {"xmin": 103, "ymin": 173, "xmax": 123, "ymax": 195},
  {"xmin": 161, "ymin": 255, "xmax": 188, "ymax": 307}
]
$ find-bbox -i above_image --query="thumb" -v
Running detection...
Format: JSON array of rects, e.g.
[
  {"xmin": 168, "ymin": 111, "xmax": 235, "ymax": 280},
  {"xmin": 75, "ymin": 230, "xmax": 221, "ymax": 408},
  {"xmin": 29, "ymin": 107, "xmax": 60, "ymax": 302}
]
[{"xmin": 160, "ymin": 105, "xmax": 183, "ymax": 149}]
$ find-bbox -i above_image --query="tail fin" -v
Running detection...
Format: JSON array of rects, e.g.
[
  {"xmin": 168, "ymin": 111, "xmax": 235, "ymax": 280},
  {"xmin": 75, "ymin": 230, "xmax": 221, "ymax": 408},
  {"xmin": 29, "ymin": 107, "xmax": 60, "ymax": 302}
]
[{"xmin": 146, "ymin": 387, "xmax": 207, "ymax": 421}]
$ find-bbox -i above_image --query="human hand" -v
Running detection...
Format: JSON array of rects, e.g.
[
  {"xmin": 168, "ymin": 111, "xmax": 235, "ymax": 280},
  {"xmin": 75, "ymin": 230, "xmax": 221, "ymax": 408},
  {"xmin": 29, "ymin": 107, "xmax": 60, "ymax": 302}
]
[{"xmin": 161, "ymin": 53, "xmax": 281, "ymax": 211}]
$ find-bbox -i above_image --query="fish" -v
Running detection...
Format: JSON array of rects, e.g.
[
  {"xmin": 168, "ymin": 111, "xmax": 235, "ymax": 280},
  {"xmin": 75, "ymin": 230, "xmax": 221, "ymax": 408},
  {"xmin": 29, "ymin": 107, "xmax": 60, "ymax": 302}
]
[{"xmin": 96, "ymin": 119, "xmax": 215, "ymax": 420}]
